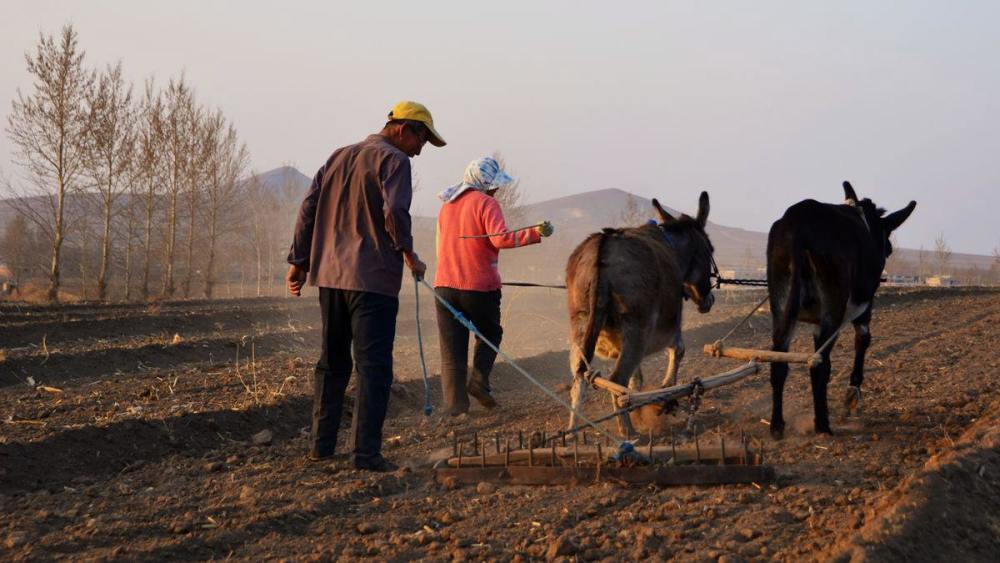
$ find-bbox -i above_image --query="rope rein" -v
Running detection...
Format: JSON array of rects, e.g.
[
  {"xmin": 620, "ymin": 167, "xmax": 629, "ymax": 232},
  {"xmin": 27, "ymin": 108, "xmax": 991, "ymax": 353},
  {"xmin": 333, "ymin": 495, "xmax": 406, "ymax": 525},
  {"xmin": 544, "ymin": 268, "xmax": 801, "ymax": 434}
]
[
  {"xmin": 413, "ymin": 277, "xmax": 433, "ymax": 416},
  {"xmin": 415, "ymin": 277, "xmax": 625, "ymax": 448}
]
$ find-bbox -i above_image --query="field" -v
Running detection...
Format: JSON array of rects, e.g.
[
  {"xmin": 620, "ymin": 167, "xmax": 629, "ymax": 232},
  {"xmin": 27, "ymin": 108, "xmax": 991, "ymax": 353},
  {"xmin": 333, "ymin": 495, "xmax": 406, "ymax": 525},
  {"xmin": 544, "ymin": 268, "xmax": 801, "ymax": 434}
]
[{"xmin": 1, "ymin": 287, "xmax": 998, "ymax": 561}]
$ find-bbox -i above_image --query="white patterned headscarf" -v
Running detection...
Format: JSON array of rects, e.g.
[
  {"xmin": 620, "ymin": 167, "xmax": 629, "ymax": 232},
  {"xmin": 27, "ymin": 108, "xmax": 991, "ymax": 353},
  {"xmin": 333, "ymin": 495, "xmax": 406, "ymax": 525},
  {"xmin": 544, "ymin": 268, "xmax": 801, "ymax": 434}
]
[{"xmin": 438, "ymin": 156, "xmax": 515, "ymax": 203}]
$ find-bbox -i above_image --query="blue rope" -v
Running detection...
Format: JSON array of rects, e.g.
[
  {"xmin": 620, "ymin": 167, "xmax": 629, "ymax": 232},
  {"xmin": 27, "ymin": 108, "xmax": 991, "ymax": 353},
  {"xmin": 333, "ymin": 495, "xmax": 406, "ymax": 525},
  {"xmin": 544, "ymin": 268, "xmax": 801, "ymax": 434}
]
[
  {"xmin": 416, "ymin": 278, "xmax": 628, "ymax": 452},
  {"xmin": 413, "ymin": 276, "xmax": 433, "ymax": 416}
]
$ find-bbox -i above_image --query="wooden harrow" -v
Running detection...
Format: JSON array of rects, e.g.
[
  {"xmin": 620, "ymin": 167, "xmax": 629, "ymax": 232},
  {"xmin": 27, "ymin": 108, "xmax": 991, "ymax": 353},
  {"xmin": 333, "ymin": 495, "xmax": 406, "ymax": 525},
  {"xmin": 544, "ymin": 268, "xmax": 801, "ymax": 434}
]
[
  {"xmin": 434, "ymin": 429, "xmax": 774, "ymax": 487},
  {"xmin": 435, "ymin": 361, "xmax": 776, "ymax": 487}
]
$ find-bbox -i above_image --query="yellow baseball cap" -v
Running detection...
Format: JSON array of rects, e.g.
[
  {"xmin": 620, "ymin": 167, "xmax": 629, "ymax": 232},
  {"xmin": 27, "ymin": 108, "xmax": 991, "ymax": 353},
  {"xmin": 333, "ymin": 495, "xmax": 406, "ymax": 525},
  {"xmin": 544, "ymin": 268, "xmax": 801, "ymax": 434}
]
[{"xmin": 387, "ymin": 101, "xmax": 446, "ymax": 147}]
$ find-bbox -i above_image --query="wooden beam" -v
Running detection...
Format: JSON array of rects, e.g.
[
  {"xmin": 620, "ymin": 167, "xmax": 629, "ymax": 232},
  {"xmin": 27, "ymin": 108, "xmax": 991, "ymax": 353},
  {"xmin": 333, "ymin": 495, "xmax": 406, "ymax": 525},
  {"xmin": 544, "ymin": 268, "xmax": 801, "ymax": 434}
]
[
  {"xmin": 443, "ymin": 444, "xmax": 754, "ymax": 468},
  {"xmin": 621, "ymin": 363, "xmax": 760, "ymax": 406},
  {"xmin": 704, "ymin": 344, "xmax": 814, "ymax": 365},
  {"xmin": 435, "ymin": 464, "xmax": 775, "ymax": 486}
]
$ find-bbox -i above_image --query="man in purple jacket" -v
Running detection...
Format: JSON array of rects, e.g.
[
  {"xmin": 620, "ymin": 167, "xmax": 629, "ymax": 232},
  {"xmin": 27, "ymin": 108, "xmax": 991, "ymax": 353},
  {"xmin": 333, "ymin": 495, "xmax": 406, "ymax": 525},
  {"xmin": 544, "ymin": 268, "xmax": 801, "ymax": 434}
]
[{"xmin": 286, "ymin": 101, "xmax": 445, "ymax": 471}]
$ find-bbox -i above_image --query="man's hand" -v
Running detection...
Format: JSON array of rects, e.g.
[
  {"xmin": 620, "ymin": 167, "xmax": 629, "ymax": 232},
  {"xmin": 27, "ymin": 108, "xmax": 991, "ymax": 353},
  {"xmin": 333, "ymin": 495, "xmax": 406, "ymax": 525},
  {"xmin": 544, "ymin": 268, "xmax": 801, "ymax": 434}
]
[
  {"xmin": 286, "ymin": 264, "xmax": 307, "ymax": 296},
  {"xmin": 535, "ymin": 220, "xmax": 554, "ymax": 238},
  {"xmin": 403, "ymin": 251, "xmax": 427, "ymax": 280}
]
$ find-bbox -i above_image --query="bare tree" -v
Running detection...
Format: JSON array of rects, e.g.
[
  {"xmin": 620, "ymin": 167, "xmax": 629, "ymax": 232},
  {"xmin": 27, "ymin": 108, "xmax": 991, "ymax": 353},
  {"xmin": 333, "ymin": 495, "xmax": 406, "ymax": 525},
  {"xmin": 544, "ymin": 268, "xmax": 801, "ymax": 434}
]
[
  {"xmin": 135, "ymin": 80, "xmax": 164, "ymax": 300},
  {"xmin": 121, "ymin": 178, "xmax": 140, "ymax": 300},
  {"xmin": 5, "ymin": 25, "xmax": 94, "ymax": 302},
  {"xmin": 884, "ymin": 234, "xmax": 903, "ymax": 275},
  {"xmin": 180, "ymin": 104, "xmax": 207, "ymax": 298},
  {"xmin": 934, "ymin": 232, "xmax": 952, "ymax": 275},
  {"xmin": 202, "ymin": 111, "xmax": 248, "ymax": 298},
  {"xmin": 916, "ymin": 245, "xmax": 928, "ymax": 280},
  {"xmin": 160, "ymin": 75, "xmax": 196, "ymax": 298},
  {"xmin": 245, "ymin": 174, "xmax": 273, "ymax": 296},
  {"xmin": 82, "ymin": 62, "xmax": 136, "ymax": 301},
  {"xmin": 0, "ymin": 215, "xmax": 43, "ymax": 291},
  {"xmin": 616, "ymin": 193, "xmax": 644, "ymax": 227},
  {"xmin": 490, "ymin": 150, "xmax": 525, "ymax": 226},
  {"xmin": 991, "ymin": 244, "xmax": 1000, "ymax": 285}
]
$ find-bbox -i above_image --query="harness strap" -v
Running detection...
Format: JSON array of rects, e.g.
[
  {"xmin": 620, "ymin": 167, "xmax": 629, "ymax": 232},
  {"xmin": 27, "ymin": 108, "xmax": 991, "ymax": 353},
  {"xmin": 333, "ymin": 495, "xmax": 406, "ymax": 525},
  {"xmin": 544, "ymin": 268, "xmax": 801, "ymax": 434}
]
[{"xmin": 417, "ymin": 278, "xmax": 626, "ymax": 448}]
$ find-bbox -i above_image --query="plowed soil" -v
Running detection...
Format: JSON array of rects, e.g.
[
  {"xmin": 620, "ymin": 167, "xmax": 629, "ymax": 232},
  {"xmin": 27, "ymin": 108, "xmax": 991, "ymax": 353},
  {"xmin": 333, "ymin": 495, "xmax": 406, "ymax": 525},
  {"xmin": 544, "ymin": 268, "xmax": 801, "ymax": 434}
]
[{"xmin": 1, "ymin": 287, "xmax": 998, "ymax": 562}]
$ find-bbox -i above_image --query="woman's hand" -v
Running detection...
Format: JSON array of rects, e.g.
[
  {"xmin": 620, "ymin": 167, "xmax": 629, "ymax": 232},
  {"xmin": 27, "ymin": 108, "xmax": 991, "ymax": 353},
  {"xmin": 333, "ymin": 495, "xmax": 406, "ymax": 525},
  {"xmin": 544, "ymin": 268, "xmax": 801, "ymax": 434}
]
[{"xmin": 535, "ymin": 221, "xmax": 554, "ymax": 238}]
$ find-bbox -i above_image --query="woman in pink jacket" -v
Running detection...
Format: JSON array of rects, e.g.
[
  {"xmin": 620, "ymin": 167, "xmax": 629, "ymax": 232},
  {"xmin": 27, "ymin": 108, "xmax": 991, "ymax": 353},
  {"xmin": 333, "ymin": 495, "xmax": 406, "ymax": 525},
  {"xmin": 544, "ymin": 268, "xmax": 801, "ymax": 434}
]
[{"xmin": 434, "ymin": 156, "xmax": 553, "ymax": 415}]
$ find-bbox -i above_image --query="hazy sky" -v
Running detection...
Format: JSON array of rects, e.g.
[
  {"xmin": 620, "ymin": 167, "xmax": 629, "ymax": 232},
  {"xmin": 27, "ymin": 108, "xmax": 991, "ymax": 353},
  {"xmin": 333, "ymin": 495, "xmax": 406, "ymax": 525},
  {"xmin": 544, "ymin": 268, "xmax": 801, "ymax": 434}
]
[{"xmin": 2, "ymin": 1, "xmax": 998, "ymax": 254}]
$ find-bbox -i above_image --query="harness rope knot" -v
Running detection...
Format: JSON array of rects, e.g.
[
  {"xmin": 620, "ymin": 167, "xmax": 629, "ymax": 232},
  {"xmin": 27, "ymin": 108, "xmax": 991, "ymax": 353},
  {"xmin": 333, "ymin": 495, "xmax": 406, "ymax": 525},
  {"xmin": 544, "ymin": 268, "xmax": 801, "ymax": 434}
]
[
  {"xmin": 584, "ymin": 369, "xmax": 602, "ymax": 388},
  {"xmin": 685, "ymin": 377, "xmax": 706, "ymax": 432}
]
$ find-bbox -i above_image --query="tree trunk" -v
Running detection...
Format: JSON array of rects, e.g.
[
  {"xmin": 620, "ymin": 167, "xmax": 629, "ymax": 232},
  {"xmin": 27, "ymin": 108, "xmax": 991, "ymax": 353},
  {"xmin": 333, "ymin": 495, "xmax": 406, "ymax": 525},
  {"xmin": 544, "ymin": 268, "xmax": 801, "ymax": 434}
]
[
  {"xmin": 97, "ymin": 194, "xmax": 112, "ymax": 301},
  {"xmin": 142, "ymin": 188, "xmax": 154, "ymax": 300},
  {"xmin": 255, "ymin": 241, "xmax": 262, "ymax": 297},
  {"xmin": 163, "ymin": 187, "xmax": 178, "ymax": 297},
  {"xmin": 183, "ymin": 187, "xmax": 197, "ymax": 298},
  {"xmin": 80, "ymin": 226, "xmax": 89, "ymax": 300},
  {"xmin": 204, "ymin": 208, "xmax": 218, "ymax": 299},
  {"xmin": 124, "ymin": 201, "xmax": 135, "ymax": 302},
  {"xmin": 47, "ymin": 143, "xmax": 68, "ymax": 303}
]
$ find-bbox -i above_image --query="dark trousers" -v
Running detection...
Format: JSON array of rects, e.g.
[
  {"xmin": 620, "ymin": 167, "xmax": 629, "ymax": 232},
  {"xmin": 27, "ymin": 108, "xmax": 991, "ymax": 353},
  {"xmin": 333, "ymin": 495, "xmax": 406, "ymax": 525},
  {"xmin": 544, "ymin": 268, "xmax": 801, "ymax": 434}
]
[
  {"xmin": 434, "ymin": 287, "xmax": 502, "ymax": 414},
  {"xmin": 312, "ymin": 288, "xmax": 399, "ymax": 463}
]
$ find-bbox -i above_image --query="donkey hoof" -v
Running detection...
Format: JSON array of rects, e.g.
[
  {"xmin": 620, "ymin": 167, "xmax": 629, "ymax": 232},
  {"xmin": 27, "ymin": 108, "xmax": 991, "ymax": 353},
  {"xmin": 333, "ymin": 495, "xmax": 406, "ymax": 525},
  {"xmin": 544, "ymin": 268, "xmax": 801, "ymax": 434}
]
[
  {"xmin": 815, "ymin": 423, "xmax": 834, "ymax": 435},
  {"xmin": 844, "ymin": 386, "xmax": 863, "ymax": 415},
  {"xmin": 769, "ymin": 421, "xmax": 786, "ymax": 440}
]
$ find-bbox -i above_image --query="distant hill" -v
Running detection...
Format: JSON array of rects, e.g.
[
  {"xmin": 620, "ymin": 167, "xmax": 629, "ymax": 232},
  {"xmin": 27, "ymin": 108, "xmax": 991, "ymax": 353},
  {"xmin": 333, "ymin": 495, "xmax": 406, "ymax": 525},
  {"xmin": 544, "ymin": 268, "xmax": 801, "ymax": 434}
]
[
  {"xmin": 2, "ymin": 166, "xmax": 995, "ymax": 285},
  {"xmin": 245, "ymin": 165, "xmax": 312, "ymax": 202}
]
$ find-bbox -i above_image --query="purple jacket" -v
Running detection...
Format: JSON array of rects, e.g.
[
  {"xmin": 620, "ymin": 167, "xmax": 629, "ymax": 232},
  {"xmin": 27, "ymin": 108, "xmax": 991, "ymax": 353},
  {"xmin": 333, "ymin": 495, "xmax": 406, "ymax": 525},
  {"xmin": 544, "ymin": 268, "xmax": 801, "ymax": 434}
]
[{"xmin": 287, "ymin": 135, "xmax": 414, "ymax": 296}]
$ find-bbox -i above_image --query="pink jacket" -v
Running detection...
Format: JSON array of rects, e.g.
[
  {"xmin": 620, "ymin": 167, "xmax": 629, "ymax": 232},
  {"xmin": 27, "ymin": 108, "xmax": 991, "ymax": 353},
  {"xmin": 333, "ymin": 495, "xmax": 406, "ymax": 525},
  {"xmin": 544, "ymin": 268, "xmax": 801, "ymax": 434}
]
[{"xmin": 434, "ymin": 190, "xmax": 541, "ymax": 291}]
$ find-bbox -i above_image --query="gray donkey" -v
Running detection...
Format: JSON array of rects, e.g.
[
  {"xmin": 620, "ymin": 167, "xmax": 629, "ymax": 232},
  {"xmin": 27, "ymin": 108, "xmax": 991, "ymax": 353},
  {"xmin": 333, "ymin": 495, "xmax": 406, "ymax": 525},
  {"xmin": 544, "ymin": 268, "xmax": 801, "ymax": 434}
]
[{"xmin": 565, "ymin": 192, "xmax": 717, "ymax": 435}]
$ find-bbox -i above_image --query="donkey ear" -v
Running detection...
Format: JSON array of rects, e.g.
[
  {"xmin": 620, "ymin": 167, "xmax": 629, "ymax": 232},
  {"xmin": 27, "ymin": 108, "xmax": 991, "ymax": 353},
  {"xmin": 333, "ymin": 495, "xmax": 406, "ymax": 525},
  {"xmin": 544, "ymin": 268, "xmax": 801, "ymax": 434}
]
[
  {"xmin": 884, "ymin": 200, "xmax": 916, "ymax": 232},
  {"xmin": 843, "ymin": 181, "xmax": 859, "ymax": 203},
  {"xmin": 651, "ymin": 198, "xmax": 675, "ymax": 223},
  {"xmin": 696, "ymin": 191, "xmax": 710, "ymax": 228}
]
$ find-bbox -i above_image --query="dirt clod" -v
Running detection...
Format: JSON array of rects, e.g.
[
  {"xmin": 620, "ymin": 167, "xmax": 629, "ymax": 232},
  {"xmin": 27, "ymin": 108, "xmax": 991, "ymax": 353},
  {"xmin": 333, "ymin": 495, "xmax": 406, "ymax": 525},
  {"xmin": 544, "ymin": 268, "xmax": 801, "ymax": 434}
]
[
  {"xmin": 475, "ymin": 481, "xmax": 496, "ymax": 495},
  {"xmin": 4, "ymin": 532, "xmax": 27, "ymax": 549},
  {"xmin": 546, "ymin": 532, "xmax": 577, "ymax": 560},
  {"xmin": 251, "ymin": 429, "xmax": 273, "ymax": 445}
]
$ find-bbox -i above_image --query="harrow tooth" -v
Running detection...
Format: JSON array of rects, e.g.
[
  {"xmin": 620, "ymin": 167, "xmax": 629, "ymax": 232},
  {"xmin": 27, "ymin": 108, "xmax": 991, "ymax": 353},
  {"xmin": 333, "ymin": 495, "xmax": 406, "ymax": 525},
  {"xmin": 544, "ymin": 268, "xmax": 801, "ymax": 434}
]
[
  {"xmin": 495, "ymin": 432, "xmax": 501, "ymax": 455},
  {"xmin": 694, "ymin": 424, "xmax": 701, "ymax": 464}
]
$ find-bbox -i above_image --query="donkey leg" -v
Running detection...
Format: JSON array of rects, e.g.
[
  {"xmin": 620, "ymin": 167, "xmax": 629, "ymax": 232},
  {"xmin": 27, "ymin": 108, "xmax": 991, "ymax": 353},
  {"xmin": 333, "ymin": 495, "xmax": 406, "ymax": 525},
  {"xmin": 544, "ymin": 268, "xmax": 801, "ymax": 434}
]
[
  {"xmin": 811, "ymin": 321, "xmax": 839, "ymax": 435},
  {"xmin": 769, "ymin": 323, "xmax": 795, "ymax": 439},
  {"xmin": 628, "ymin": 367, "xmax": 644, "ymax": 392},
  {"xmin": 610, "ymin": 327, "xmax": 646, "ymax": 439},
  {"xmin": 661, "ymin": 333, "xmax": 685, "ymax": 387},
  {"xmin": 567, "ymin": 342, "xmax": 588, "ymax": 431},
  {"xmin": 845, "ymin": 312, "xmax": 872, "ymax": 415}
]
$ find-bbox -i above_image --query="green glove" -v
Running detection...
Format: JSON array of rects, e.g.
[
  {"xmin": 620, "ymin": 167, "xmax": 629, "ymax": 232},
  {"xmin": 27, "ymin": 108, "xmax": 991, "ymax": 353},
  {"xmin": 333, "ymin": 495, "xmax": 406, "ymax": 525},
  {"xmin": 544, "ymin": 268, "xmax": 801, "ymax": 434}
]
[{"xmin": 535, "ymin": 221, "xmax": 554, "ymax": 238}]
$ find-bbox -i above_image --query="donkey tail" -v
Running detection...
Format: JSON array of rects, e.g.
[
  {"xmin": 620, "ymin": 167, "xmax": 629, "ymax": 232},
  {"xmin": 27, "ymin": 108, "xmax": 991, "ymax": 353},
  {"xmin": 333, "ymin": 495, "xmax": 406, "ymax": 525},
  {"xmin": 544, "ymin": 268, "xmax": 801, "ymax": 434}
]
[
  {"xmin": 580, "ymin": 231, "xmax": 612, "ymax": 369},
  {"xmin": 766, "ymin": 223, "xmax": 805, "ymax": 351}
]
